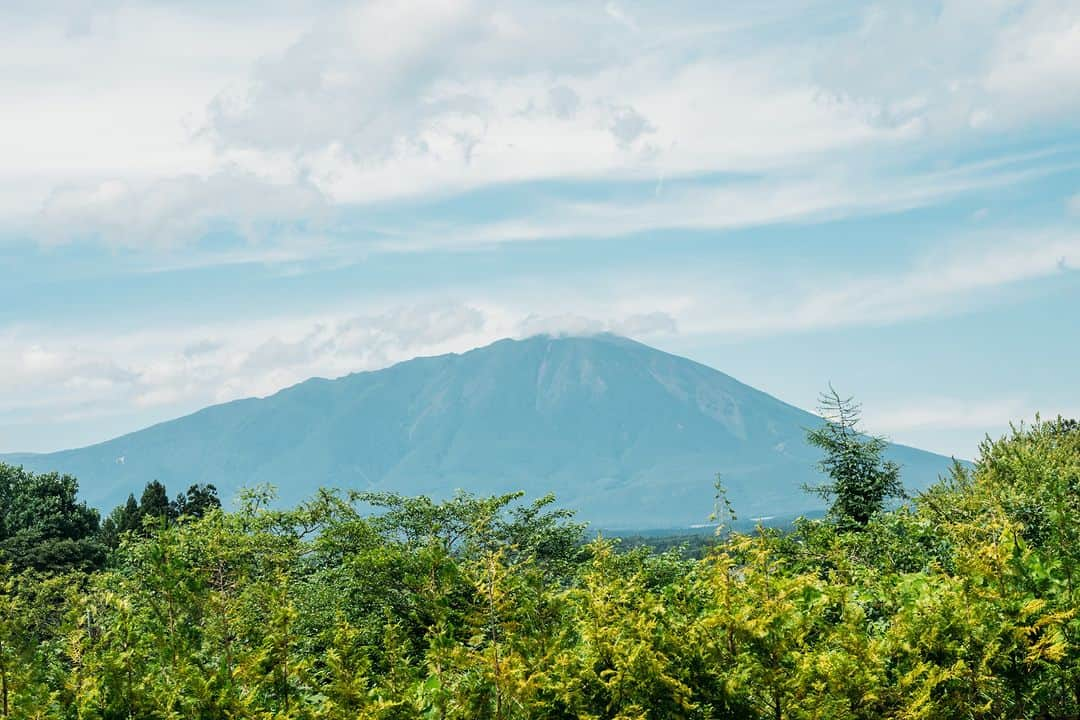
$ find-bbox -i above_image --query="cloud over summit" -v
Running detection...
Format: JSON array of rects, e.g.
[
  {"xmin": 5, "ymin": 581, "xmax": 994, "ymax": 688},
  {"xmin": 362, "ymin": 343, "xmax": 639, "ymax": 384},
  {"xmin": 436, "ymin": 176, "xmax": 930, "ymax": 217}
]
[{"xmin": 2, "ymin": 0, "xmax": 1078, "ymax": 459}]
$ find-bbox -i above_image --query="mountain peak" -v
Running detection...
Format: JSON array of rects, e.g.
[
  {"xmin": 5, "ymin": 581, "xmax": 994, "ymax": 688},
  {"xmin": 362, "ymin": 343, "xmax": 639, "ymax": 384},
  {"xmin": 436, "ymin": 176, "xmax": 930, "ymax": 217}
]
[{"xmin": 2, "ymin": 335, "xmax": 954, "ymax": 528}]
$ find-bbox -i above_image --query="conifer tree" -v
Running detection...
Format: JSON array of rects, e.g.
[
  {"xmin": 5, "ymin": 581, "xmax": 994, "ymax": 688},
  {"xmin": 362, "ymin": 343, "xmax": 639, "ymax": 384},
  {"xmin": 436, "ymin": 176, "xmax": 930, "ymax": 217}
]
[{"xmin": 804, "ymin": 387, "xmax": 904, "ymax": 528}]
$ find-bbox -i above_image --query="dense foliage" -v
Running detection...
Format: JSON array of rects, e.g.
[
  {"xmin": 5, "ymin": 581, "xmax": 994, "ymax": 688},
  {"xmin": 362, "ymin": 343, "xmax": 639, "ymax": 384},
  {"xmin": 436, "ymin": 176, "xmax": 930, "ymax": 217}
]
[
  {"xmin": 98, "ymin": 481, "xmax": 221, "ymax": 549},
  {"xmin": 1, "ymin": 416, "xmax": 1079, "ymax": 718},
  {"xmin": 0, "ymin": 465, "xmax": 103, "ymax": 574}
]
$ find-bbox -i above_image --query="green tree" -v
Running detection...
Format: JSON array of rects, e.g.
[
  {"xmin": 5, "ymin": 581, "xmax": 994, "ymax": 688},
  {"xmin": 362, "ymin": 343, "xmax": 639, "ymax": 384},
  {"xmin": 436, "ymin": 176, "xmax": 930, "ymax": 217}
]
[
  {"xmin": 138, "ymin": 480, "xmax": 173, "ymax": 526},
  {"xmin": 0, "ymin": 464, "xmax": 104, "ymax": 573},
  {"xmin": 0, "ymin": 571, "xmax": 25, "ymax": 718},
  {"xmin": 804, "ymin": 387, "xmax": 904, "ymax": 529},
  {"xmin": 6, "ymin": 422, "xmax": 1080, "ymax": 719},
  {"xmin": 100, "ymin": 483, "xmax": 222, "ymax": 549},
  {"xmin": 173, "ymin": 483, "xmax": 221, "ymax": 519},
  {"xmin": 99, "ymin": 493, "xmax": 141, "ymax": 549}
]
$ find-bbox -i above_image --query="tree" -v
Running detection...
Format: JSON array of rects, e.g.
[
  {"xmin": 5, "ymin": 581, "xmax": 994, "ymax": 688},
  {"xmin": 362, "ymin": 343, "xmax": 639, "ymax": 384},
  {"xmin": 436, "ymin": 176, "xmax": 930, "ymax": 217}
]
[
  {"xmin": 0, "ymin": 464, "xmax": 104, "ymax": 573},
  {"xmin": 804, "ymin": 387, "xmax": 904, "ymax": 529},
  {"xmin": 139, "ymin": 480, "xmax": 173, "ymax": 526},
  {"xmin": 101, "ymin": 483, "xmax": 222, "ymax": 549},
  {"xmin": 173, "ymin": 483, "xmax": 221, "ymax": 519},
  {"xmin": 0, "ymin": 571, "xmax": 26, "ymax": 718},
  {"xmin": 8, "ymin": 426, "xmax": 1080, "ymax": 718},
  {"xmin": 100, "ymin": 493, "xmax": 141, "ymax": 548}
]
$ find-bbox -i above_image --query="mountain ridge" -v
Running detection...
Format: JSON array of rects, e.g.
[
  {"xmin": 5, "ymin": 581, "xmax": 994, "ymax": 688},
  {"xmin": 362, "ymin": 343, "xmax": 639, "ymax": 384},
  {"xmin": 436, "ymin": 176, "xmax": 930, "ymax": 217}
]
[{"xmin": 1, "ymin": 333, "xmax": 959, "ymax": 528}]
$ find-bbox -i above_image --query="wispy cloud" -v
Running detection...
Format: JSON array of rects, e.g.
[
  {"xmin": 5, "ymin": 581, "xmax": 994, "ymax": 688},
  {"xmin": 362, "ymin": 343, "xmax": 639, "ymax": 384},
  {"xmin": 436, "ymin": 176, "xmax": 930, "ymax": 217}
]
[
  {"xmin": 6, "ymin": 1, "xmax": 1080, "ymax": 250},
  {"xmin": 3, "ymin": 228, "xmax": 1076, "ymax": 452},
  {"xmin": 866, "ymin": 397, "xmax": 1036, "ymax": 434},
  {"xmin": 2, "ymin": 0, "xmax": 1078, "ymax": 459},
  {"xmin": 864, "ymin": 396, "xmax": 1080, "ymax": 460},
  {"xmin": 813, "ymin": 0, "xmax": 1080, "ymax": 133},
  {"xmin": 35, "ymin": 170, "xmax": 330, "ymax": 248},
  {"xmin": 406, "ymin": 150, "xmax": 1080, "ymax": 252},
  {"xmin": 1067, "ymin": 191, "xmax": 1080, "ymax": 216},
  {"xmin": 492, "ymin": 229, "xmax": 1080, "ymax": 339}
]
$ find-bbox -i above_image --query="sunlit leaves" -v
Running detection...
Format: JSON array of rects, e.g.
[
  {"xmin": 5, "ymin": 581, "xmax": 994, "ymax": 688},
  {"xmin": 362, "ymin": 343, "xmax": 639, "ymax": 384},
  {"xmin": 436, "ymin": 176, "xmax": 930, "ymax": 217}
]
[{"xmin": 3, "ymin": 417, "xmax": 1080, "ymax": 717}]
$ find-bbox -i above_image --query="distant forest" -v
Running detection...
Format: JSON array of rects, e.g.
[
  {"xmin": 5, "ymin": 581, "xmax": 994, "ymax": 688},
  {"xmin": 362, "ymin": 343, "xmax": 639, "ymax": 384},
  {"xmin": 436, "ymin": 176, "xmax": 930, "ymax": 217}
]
[{"xmin": 1, "ymin": 398, "xmax": 1079, "ymax": 718}]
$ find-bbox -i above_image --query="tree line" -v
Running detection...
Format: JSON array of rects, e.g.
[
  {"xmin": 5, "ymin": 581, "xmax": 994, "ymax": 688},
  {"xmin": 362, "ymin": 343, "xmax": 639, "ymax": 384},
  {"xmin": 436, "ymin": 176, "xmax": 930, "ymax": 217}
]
[
  {"xmin": 1, "ymin": 395, "xmax": 1079, "ymax": 718},
  {"xmin": 0, "ymin": 469, "xmax": 220, "ymax": 575}
]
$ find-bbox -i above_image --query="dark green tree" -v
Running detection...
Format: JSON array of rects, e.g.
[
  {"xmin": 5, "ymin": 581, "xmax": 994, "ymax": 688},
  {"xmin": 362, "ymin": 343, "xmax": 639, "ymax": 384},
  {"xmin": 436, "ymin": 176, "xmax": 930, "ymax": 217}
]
[
  {"xmin": 101, "ymin": 483, "xmax": 221, "ymax": 548},
  {"xmin": 138, "ymin": 480, "xmax": 173, "ymax": 524},
  {"xmin": 99, "ymin": 493, "xmax": 142, "ymax": 548},
  {"xmin": 0, "ymin": 464, "xmax": 104, "ymax": 573},
  {"xmin": 173, "ymin": 483, "xmax": 221, "ymax": 519},
  {"xmin": 804, "ymin": 386, "xmax": 904, "ymax": 529}
]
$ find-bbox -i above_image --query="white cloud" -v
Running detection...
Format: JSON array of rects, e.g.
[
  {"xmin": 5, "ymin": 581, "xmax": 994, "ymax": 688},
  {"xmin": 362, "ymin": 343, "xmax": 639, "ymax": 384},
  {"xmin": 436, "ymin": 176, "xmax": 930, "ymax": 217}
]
[
  {"xmin": 378, "ymin": 148, "xmax": 1075, "ymax": 254},
  {"xmin": 545, "ymin": 85, "xmax": 581, "ymax": 120},
  {"xmin": 863, "ymin": 396, "xmax": 1080, "ymax": 459},
  {"xmin": 201, "ymin": 0, "xmax": 1080, "ymax": 211},
  {"xmin": 608, "ymin": 105, "xmax": 654, "ymax": 148},
  {"xmin": 0, "ymin": 2, "xmax": 301, "ymax": 218},
  {"xmin": 516, "ymin": 311, "xmax": 678, "ymax": 339},
  {"xmin": 982, "ymin": 1, "xmax": 1080, "ymax": 124},
  {"xmin": 1067, "ymin": 192, "xmax": 1080, "ymax": 216},
  {"xmin": 5, "ymin": 1, "xmax": 1078, "ymax": 250},
  {"xmin": 0, "ymin": 303, "xmax": 491, "ymax": 450},
  {"xmin": 813, "ymin": 0, "xmax": 1080, "ymax": 133},
  {"xmin": 865, "ymin": 397, "xmax": 1034, "ymax": 433},
  {"xmin": 205, "ymin": 5, "xmax": 895, "ymax": 207},
  {"xmin": 35, "ymin": 170, "xmax": 330, "ymax": 248},
  {"xmin": 604, "ymin": 2, "xmax": 639, "ymax": 32},
  {"xmin": 482, "ymin": 229, "xmax": 1080, "ymax": 342},
  {"xmin": 695, "ymin": 230, "xmax": 1080, "ymax": 335},
  {"xmin": 860, "ymin": 395, "xmax": 1080, "ymax": 458},
  {"xmin": 1, "ymin": 228, "xmax": 1075, "ymax": 452},
  {"xmin": 0, "ymin": 296, "xmax": 687, "ymax": 451}
]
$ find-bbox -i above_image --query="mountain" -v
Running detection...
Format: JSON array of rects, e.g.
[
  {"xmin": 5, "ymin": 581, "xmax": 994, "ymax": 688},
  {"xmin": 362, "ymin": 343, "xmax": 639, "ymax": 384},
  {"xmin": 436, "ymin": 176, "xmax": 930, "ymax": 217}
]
[{"xmin": 2, "ymin": 334, "xmax": 959, "ymax": 528}]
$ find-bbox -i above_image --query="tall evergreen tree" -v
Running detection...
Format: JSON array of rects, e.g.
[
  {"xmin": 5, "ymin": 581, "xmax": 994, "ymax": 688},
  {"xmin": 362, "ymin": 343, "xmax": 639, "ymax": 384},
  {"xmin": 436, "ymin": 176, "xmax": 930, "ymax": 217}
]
[
  {"xmin": 138, "ymin": 480, "xmax": 173, "ymax": 526},
  {"xmin": 99, "ymin": 493, "xmax": 142, "ymax": 548},
  {"xmin": 173, "ymin": 483, "xmax": 221, "ymax": 519},
  {"xmin": 804, "ymin": 386, "xmax": 904, "ymax": 528}
]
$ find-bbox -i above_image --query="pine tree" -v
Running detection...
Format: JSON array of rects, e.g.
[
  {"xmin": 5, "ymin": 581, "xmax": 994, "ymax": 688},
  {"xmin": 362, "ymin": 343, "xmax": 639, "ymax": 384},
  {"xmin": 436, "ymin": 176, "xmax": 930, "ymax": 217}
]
[{"xmin": 804, "ymin": 387, "xmax": 904, "ymax": 529}]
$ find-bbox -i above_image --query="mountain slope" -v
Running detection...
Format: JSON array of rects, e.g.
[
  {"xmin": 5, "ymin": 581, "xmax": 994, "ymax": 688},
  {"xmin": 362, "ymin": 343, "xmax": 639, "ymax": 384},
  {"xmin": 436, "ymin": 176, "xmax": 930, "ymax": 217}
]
[{"xmin": 2, "ymin": 334, "xmax": 958, "ymax": 528}]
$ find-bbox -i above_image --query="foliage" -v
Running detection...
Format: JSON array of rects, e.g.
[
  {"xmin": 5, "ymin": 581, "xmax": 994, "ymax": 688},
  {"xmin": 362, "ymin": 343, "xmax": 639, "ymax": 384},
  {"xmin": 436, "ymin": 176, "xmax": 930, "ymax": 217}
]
[
  {"xmin": 803, "ymin": 387, "xmax": 905, "ymax": 529},
  {"xmin": 0, "ymin": 464, "xmax": 103, "ymax": 573},
  {"xmin": 99, "ymin": 481, "xmax": 221, "ymax": 548},
  {"xmin": 0, "ymin": 417, "xmax": 1079, "ymax": 718}
]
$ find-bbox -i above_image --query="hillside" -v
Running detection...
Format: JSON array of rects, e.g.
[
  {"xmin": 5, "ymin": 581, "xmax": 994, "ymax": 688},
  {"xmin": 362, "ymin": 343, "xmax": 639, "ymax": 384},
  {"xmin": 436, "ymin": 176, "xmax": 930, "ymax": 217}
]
[{"xmin": 3, "ymin": 334, "xmax": 958, "ymax": 527}]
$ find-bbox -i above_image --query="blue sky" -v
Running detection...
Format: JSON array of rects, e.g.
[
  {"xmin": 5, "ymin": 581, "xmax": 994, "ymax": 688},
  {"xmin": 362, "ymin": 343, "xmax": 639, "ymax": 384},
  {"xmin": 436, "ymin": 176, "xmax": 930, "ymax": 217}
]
[{"xmin": 2, "ymin": 0, "xmax": 1078, "ymax": 459}]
